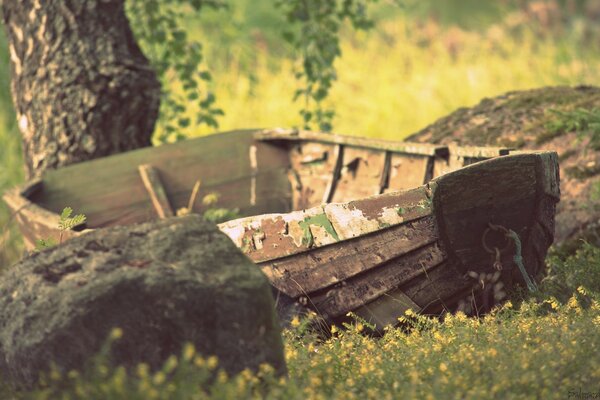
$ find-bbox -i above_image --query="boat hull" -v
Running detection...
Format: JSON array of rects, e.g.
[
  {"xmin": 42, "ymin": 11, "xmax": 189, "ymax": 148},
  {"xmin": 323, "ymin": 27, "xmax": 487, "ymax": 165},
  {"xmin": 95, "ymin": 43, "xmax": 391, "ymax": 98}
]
[{"xmin": 3, "ymin": 130, "xmax": 559, "ymax": 328}]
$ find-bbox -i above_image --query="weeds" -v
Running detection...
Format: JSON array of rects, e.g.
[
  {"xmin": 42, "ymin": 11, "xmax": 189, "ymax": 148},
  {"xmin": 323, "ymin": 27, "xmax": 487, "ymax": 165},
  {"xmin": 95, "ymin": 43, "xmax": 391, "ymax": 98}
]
[{"xmin": 0, "ymin": 246, "xmax": 597, "ymax": 399}]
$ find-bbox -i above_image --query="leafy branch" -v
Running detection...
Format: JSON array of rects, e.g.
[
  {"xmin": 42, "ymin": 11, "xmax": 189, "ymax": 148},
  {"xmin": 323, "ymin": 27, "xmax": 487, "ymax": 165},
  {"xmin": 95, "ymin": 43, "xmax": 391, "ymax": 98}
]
[
  {"xmin": 277, "ymin": 0, "xmax": 377, "ymax": 132},
  {"xmin": 126, "ymin": 0, "xmax": 226, "ymax": 143}
]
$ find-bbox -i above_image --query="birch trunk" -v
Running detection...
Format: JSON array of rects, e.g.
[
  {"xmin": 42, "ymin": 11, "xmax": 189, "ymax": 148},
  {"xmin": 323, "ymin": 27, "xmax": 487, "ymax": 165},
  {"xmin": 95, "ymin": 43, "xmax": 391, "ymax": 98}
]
[{"xmin": 1, "ymin": 0, "xmax": 161, "ymax": 178}]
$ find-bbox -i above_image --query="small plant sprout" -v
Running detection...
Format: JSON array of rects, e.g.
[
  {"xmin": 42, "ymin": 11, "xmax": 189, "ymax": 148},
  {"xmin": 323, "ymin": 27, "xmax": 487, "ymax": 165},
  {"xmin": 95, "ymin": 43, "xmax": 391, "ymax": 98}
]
[{"xmin": 35, "ymin": 207, "xmax": 86, "ymax": 250}]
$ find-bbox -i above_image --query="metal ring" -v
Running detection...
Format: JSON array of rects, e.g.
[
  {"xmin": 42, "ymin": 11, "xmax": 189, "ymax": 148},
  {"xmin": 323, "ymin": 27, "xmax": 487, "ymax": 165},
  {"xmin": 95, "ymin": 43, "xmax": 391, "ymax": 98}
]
[{"xmin": 482, "ymin": 223, "xmax": 511, "ymax": 254}]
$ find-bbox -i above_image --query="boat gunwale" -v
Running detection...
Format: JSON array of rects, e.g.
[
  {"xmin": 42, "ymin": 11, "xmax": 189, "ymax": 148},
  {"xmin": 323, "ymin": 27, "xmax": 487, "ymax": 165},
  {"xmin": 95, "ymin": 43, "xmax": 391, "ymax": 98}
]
[
  {"xmin": 2, "ymin": 130, "xmax": 551, "ymax": 256},
  {"xmin": 255, "ymin": 128, "xmax": 513, "ymax": 158}
]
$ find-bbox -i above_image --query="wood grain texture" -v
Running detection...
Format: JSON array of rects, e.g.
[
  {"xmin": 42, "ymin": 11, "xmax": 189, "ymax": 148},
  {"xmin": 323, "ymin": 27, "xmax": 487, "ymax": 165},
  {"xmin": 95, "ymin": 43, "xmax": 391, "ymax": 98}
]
[
  {"xmin": 331, "ymin": 147, "xmax": 388, "ymax": 203},
  {"xmin": 259, "ymin": 215, "xmax": 438, "ymax": 297},
  {"xmin": 310, "ymin": 241, "xmax": 446, "ymax": 318},
  {"xmin": 432, "ymin": 153, "xmax": 540, "ymax": 273},
  {"xmin": 386, "ymin": 153, "xmax": 431, "ymax": 191},
  {"xmin": 256, "ymin": 128, "xmax": 446, "ymax": 156},
  {"xmin": 289, "ymin": 141, "xmax": 338, "ymax": 209},
  {"xmin": 28, "ymin": 130, "xmax": 291, "ymax": 229}
]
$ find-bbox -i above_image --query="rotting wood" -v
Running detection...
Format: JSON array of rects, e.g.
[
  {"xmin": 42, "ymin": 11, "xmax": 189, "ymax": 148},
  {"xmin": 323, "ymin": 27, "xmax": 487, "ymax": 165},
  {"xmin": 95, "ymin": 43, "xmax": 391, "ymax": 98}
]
[
  {"xmin": 289, "ymin": 141, "xmax": 337, "ymax": 209},
  {"xmin": 3, "ymin": 129, "xmax": 559, "ymax": 331},
  {"xmin": 138, "ymin": 164, "xmax": 174, "ymax": 219},
  {"xmin": 331, "ymin": 147, "xmax": 388, "ymax": 203},
  {"xmin": 24, "ymin": 130, "xmax": 291, "ymax": 230},
  {"xmin": 322, "ymin": 144, "xmax": 344, "ymax": 204},
  {"xmin": 3, "ymin": 180, "xmax": 89, "ymax": 248},
  {"xmin": 256, "ymin": 128, "xmax": 448, "ymax": 156},
  {"xmin": 386, "ymin": 153, "xmax": 431, "ymax": 191},
  {"xmin": 310, "ymin": 241, "xmax": 446, "ymax": 318},
  {"xmin": 354, "ymin": 289, "xmax": 422, "ymax": 329},
  {"xmin": 218, "ymin": 185, "xmax": 434, "ymax": 264},
  {"xmin": 378, "ymin": 151, "xmax": 391, "ymax": 194},
  {"xmin": 434, "ymin": 153, "xmax": 539, "ymax": 273},
  {"xmin": 258, "ymin": 215, "xmax": 438, "ymax": 297}
]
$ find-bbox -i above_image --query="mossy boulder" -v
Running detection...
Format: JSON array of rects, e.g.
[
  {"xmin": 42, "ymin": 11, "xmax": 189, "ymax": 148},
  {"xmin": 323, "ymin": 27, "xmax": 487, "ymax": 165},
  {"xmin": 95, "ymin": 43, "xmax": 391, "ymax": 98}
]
[
  {"xmin": 0, "ymin": 215, "xmax": 286, "ymax": 388},
  {"xmin": 406, "ymin": 85, "xmax": 600, "ymax": 252}
]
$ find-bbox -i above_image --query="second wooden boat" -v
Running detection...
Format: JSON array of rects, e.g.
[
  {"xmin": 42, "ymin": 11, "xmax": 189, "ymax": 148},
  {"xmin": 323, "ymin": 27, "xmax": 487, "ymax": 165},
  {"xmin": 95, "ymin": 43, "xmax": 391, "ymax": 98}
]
[{"xmin": 4, "ymin": 129, "xmax": 560, "ymax": 328}]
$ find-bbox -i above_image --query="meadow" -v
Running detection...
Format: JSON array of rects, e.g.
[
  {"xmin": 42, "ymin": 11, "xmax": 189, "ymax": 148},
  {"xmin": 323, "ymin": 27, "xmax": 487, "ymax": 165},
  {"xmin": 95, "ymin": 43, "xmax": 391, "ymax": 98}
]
[{"xmin": 0, "ymin": 0, "xmax": 600, "ymax": 398}]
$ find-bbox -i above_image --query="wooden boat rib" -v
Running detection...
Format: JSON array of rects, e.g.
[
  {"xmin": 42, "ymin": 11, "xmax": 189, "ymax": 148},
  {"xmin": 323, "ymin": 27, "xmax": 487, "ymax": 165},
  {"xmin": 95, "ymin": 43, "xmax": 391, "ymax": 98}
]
[{"xmin": 3, "ymin": 129, "xmax": 560, "ymax": 328}]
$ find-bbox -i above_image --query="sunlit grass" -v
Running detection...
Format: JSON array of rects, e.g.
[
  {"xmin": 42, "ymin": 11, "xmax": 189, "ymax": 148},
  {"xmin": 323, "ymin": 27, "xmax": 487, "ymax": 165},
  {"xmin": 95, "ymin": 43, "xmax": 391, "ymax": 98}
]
[
  {"xmin": 190, "ymin": 17, "xmax": 600, "ymax": 140},
  {"xmin": 6, "ymin": 244, "xmax": 600, "ymax": 398}
]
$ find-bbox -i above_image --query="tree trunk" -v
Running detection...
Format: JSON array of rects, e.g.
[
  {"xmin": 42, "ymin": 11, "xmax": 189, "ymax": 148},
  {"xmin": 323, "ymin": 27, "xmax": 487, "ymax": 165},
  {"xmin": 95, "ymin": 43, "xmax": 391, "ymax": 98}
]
[{"xmin": 1, "ymin": 0, "xmax": 161, "ymax": 179}]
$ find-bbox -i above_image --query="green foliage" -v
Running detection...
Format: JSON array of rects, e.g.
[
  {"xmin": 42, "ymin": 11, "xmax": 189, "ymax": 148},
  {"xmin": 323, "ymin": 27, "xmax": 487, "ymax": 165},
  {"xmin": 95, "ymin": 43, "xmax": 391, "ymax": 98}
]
[
  {"xmin": 35, "ymin": 207, "xmax": 86, "ymax": 251},
  {"xmin": 3, "ymin": 272, "xmax": 600, "ymax": 399},
  {"xmin": 543, "ymin": 242, "xmax": 600, "ymax": 302},
  {"xmin": 176, "ymin": 185, "xmax": 240, "ymax": 223},
  {"xmin": 545, "ymin": 107, "xmax": 600, "ymax": 149},
  {"xmin": 276, "ymin": 0, "xmax": 377, "ymax": 132},
  {"xmin": 202, "ymin": 207, "xmax": 240, "ymax": 224},
  {"xmin": 34, "ymin": 238, "xmax": 58, "ymax": 251},
  {"xmin": 58, "ymin": 207, "xmax": 87, "ymax": 232},
  {"xmin": 126, "ymin": 0, "xmax": 227, "ymax": 142}
]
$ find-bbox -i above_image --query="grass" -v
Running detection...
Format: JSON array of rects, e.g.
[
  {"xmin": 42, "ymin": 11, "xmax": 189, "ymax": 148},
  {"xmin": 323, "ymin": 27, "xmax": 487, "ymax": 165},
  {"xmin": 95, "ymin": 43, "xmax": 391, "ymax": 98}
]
[{"xmin": 2, "ymin": 243, "xmax": 599, "ymax": 399}]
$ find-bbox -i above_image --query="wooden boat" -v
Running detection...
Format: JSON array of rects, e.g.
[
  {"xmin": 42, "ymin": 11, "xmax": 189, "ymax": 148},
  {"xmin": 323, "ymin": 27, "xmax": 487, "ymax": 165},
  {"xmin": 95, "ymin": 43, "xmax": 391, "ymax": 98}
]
[{"xmin": 3, "ymin": 128, "xmax": 560, "ymax": 328}]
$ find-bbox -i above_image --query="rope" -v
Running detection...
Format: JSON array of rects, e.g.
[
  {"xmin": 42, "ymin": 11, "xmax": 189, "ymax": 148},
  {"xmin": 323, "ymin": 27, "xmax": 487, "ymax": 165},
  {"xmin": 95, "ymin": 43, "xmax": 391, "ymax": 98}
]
[{"xmin": 506, "ymin": 229, "xmax": 538, "ymax": 292}]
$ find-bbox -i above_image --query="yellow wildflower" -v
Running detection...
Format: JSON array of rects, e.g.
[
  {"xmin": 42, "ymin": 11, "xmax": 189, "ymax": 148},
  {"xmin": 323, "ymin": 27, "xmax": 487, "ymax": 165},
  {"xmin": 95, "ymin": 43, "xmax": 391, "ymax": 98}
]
[{"xmin": 207, "ymin": 355, "xmax": 219, "ymax": 370}]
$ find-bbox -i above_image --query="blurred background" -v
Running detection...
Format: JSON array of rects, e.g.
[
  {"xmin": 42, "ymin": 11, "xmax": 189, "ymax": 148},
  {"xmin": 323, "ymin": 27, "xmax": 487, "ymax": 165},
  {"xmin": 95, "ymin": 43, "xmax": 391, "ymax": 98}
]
[{"xmin": 1, "ymin": 0, "xmax": 600, "ymax": 266}]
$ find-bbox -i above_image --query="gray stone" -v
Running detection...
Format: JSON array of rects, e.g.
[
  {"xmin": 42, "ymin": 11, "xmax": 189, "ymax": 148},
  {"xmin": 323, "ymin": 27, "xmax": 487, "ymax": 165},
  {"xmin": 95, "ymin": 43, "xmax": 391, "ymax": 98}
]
[{"xmin": 0, "ymin": 215, "xmax": 286, "ymax": 388}]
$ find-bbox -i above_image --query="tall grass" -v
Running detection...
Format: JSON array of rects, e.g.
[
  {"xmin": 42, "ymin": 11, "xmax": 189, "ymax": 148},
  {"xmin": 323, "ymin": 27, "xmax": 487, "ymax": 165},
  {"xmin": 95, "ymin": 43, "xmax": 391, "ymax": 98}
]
[{"xmin": 4, "ymin": 245, "xmax": 600, "ymax": 399}]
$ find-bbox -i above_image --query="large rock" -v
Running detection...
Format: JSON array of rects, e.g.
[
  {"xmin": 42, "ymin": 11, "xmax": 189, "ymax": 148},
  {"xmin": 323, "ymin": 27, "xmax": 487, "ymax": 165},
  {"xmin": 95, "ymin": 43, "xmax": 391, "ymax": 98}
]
[
  {"xmin": 0, "ymin": 215, "xmax": 286, "ymax": 388},
  {"xmin": 407, "ymin": 85, "xmax": 600, "ymax": 251}
]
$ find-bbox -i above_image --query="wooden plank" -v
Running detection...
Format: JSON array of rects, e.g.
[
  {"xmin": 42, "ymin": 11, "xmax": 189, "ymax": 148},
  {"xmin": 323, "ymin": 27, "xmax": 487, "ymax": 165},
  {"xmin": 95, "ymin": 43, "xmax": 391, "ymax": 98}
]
[
  {"xmin": 29, "ymin": 130, "xmax": 292, "ymax": 229},
  {"xmin": 378, "ymin": 151, "xmax": 391, "ymax": 194},
  {"xmin": 289, "ymin": 141, "xmax": 338, "ymax": 209},
  {"xmin": 353, "ymin": 290, "xmax": 422, "ymax": 329},
  {"xmin": 386, "ymin": 153, "xmax": 431, "ymax": 192},
  {"xmin": 138, "ymin": 164, "xmax": 174, "ymax": 219},
  {"xmin": 219, "ymin": 185, "xmax": 434, "ymax": 262},
  {"xmin": 433, "ymin": 153, "xmax": 540, "ymax": 274},
  {"xmin": 310, "ymin": 241, "xmax": 446, "ymax": 318},
  {"xmin": 448, "ymin": 144, "xmax": 509, "ymax": 159},
  {"xmin": 331, "ymin": 147, "xmax": 388, "ymax": 203},
  {"xmin": 256, "ymin": 128, "xmax": 448, "ymax": 156},
  {"xmin": 258, "ymin": 215, "xmax": 438, "ymax": 298},
  {"xmin": 321, "ymin": 144, "xmax": 344, "ymax": 203},
  {"xmin": 3, "ymin": 181, "xmax": 89, "ymax": 249}
]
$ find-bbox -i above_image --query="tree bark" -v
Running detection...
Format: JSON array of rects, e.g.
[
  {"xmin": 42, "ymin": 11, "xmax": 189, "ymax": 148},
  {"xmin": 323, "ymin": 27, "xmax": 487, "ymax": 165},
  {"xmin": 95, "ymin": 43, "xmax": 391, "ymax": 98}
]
[{"xmin": 1, "ymin": 0, "xmax": 161, "ymax": 179}]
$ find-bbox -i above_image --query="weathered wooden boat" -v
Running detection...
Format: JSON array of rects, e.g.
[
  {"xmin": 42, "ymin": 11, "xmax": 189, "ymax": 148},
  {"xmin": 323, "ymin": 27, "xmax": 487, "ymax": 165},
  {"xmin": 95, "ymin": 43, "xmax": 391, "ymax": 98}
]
[{"xmin": 4, "ymin": 128, "xmax": 560, "ymax": 328}]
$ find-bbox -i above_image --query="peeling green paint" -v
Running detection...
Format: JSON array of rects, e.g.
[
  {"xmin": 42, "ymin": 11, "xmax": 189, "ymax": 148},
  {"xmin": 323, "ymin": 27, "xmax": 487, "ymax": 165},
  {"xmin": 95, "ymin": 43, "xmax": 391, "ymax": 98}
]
[
  {"xmin": 298, "ymin": 213, "xmax": 340, "ymax": 247},
  {"xmin": 417, "ymin": 198, "xmax": 432, "ymax": 210},
  {"xmin": 241, "ymin": 236, "xmax": 253, "ymax": 253}
]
